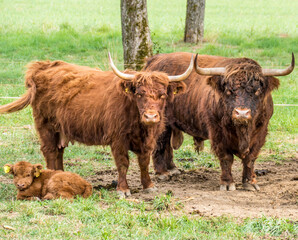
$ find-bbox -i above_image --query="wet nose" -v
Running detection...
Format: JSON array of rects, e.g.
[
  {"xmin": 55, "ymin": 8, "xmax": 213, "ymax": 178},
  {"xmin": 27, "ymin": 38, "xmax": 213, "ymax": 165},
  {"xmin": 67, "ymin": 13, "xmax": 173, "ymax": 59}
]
[
  {"xmin": 143, "ymin": 110, "xmax": 160, "ymax": 124},
  {"xmin": 17, "ymin": 183, "xmax": 25, "ymax": 188},
  {"xmin": 144, "ymin": 113, "xmax": 157, "ymax": 119},
  {"xmin": 232, "ymin": 108, "xmax": 251, "ymax": 120}
]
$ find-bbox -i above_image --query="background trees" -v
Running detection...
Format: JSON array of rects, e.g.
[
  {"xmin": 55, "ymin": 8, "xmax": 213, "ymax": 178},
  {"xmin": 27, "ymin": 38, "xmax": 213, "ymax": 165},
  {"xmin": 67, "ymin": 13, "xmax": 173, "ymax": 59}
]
[
  {"xmin": 184, "ymin": 0, "xmax": 206, "ymax": 43},
  {"xmin": 121, "ymin": 0, "xmax": 153, "ymax": 70},
  {"xmin": 121, "ymin": 0, "xmax": 206, "ymax": 69}
]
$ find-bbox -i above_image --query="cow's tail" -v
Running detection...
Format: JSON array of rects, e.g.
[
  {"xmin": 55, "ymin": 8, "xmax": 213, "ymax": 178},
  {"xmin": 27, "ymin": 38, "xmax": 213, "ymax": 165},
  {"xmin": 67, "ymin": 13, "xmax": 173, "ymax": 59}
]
[
  {"xmin": 0, "ymin": 61, "xmax": 50, "ymax": 114},
  {"xmin": 82, "ymin": 183, "xmax": 93, "ymax": 198},
  {"xmin": 0, "ymin": 81, "xmax": 36, "ymax": 113},
  {"xmin": 0, "ymin": 78, "xmax": 36, "ymax": 114}
]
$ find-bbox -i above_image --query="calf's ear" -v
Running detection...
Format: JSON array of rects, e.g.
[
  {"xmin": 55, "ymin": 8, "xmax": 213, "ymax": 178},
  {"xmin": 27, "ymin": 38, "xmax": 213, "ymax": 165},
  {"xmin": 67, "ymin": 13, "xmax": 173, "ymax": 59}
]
[
  {"xmin": 168, "ymin": 82, "xmax": 187, "ymax": 101},
  {"xmin": 3, "ymin": 164, "xmax": 14, "ymax": 174},
  {"xmin": 33, "ymin": 164, "xmax": 43, "ymax": 178},
  {"xmin": 117, "ymin": 80, "xmax": 135, "ymax": 98}
]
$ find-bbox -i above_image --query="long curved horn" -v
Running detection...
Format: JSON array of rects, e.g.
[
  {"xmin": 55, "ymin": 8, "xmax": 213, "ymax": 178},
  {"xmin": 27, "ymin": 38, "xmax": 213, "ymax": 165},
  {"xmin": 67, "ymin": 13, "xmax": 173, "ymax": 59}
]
[
  {"xmin": 262, "ymin": 53, "xmax": 295, "ymax": 76},
  {"xmin": 168, "ymin": 54, "xmax": 194, "ymax": 82},
  {"xmin": 108, "ymin": 52, "xmax": 135, "ymax": 81},
  {"xmin": 194, "ymin": 54, "xmax": 226, "ymax": 76}
]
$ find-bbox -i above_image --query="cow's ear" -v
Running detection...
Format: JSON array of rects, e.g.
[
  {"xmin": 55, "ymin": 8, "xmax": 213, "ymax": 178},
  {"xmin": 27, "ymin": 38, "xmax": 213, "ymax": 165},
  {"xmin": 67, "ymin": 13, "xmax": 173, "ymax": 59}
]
[
  {"xmin": 117, "ymin": 80, "xmax": 135, "ymax": 98},
  {"xmin": 33, "ymin": 164, "xmax": 43, "ymax": 178},
  {"xmin": 170, "ymin": 128, "xmax": 184, "ymax": 150},
  {"xmin": 168, "ymin": 82, "xmax": 187, "ymax": 101},
  {"xmin": 265, "ymin": 76, "xmax": 280, "ymax": 95},
  {"xmin": 3, "ymin": 164, "xmax": 14, "ymax": 175},
  {"xmin": 206, "ymin": 76, "xmax": 223, "ymax": 92}
]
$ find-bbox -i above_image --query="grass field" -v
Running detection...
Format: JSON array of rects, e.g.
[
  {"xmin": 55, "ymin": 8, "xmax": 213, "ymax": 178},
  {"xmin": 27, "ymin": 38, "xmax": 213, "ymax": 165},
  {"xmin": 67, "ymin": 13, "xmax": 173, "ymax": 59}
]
[{"xmin": 0, "ymin": 0, "xmax": 297, "ymax": 239}]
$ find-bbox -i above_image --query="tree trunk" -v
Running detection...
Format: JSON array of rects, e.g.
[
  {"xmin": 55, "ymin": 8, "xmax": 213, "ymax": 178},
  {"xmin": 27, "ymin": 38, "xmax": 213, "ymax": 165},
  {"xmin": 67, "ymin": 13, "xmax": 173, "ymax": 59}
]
[
  {"xmin": 184, "ymin": 0, "xmax": 205, "ymax": 43},
  {"xmin": 121, "ymin": 0, "xmax": 153, "ymax": 70}
]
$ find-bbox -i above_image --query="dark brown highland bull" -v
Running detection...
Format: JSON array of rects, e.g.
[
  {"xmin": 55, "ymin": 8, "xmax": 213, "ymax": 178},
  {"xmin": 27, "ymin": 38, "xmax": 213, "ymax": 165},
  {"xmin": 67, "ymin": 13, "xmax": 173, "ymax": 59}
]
[
  {"xmin": 0, "ymin": 53, "xmax": 194, "ymax": 197},
  {"xmin": 144, "ymin": 52, "xmax": 294, "ymax": 191}
]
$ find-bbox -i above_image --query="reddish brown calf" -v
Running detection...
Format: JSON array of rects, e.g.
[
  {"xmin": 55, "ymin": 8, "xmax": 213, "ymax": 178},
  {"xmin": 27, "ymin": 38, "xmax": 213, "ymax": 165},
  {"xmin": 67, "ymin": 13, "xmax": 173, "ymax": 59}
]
[{"xmin": 4, "ymin": 161, "xmax": 92, "ymax": 200}]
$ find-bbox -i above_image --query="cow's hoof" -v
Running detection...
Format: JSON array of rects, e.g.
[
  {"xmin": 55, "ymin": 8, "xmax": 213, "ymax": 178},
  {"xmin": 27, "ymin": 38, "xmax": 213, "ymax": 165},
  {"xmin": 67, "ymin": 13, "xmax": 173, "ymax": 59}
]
[
  {"xmin": 156, "ymin": 173, "xmax": 169, "ymax": 181},
  {"xmin": 32, "ymin": 197, "xmax": 41, "ymax": 201},
  {"xmin": 143, "ymin": 186, "xmax": 158, "ymax": 193},
  {"xmin": 117, "ymin": 189, "xmax": 131, "ymax": 199},
  {"xmin": 169, "ymin": 168, "xmax": 181, "ymax": 176},
  {"xmin": 228, "ymin": 183, "xmax": 236, "ymax": 191},
  {"xmin": 219, "ymin": 183, "xmax": 236, "ymax": 191},
  {"xmin": 243, "ymin": 183, "xmax": 260, "ymax": 191}
]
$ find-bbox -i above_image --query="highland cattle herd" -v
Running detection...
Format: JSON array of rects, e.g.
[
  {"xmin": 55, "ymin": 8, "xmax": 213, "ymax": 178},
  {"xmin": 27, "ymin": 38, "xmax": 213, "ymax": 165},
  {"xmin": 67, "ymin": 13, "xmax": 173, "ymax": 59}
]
[{"xmin": 1, "ymin": 52, "xmax": 295, "ymax": 199}]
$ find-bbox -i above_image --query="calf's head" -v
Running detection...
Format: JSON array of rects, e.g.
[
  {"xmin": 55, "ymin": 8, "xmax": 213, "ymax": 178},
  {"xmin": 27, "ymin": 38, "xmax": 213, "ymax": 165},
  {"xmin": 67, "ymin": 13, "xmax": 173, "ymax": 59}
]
[
  {"xmin": 4, "ymin": 161, "xmax": 43, "ymax": 190},
  {"xmin": 195, "ymin": 53, "xmax": 295, "ymax": 125},
  {"xmin": 109, "ymin": 53, "xmax": 193, "ymax": 125}
]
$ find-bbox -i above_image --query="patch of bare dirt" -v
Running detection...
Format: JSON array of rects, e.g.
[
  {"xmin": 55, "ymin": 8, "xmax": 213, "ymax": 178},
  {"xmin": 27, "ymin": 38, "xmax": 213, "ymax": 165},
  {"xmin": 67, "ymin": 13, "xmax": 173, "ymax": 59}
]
[{"xmin": 87, "ymin": 159, "xmax": 298, "ymax": 220}]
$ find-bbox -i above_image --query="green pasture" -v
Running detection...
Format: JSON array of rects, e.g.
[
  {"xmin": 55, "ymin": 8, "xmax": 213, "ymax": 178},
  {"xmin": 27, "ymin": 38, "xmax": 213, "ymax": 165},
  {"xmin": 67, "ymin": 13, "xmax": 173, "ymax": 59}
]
[{"xmin": 0, "ymin": 0, "xmax": 297, "ymax": 239}]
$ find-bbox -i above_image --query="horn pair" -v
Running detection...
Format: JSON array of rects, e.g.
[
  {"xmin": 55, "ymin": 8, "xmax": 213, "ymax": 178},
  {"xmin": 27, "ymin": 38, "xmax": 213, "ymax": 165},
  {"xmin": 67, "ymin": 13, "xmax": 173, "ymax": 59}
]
[
  {"xmin": 194, "ymin": 53, "xmax": 295, "ymax": 77},
  {"xmin": 109, "ymin": 52, "xmax": 194, "ymax": 82}
]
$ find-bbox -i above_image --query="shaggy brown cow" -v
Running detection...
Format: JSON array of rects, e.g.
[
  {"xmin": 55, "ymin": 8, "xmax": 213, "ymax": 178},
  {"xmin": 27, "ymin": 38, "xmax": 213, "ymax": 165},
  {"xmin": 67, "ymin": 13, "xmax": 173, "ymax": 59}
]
[
  {"xmin": 144, "ymin": 52, "xmax": 294, "ymax": 191},
  {"xmin": 0, "ymin": 54, "xmax": 194, "ymax": 197},
  {"xmin": 4, "ymin": 161, "xmax": 92, "ymax": 200}
]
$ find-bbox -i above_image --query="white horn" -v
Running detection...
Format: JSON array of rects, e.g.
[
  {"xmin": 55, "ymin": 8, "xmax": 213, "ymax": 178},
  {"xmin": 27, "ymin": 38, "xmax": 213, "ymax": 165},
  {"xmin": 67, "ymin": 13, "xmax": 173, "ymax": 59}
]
[
  {"xmin": 194, "ymin": 54, "xmax": 226, "ymax": 76},
  {"xmin": 108, "ymin": 52, "xmax": 135, "ymax": 81},
  {"xmin": 168, "ymin": 54, "xmax": 194, "ymax": 82},
  {"xmin": 262, "ymin": 53, "xmax": 295, "ymax": 76}
]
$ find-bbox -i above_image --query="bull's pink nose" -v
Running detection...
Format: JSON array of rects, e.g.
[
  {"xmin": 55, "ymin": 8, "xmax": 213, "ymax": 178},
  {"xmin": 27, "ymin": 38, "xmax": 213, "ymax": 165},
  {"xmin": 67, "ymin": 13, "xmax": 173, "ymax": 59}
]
[
  {"xmin": 233, "ymin": 108, "xmax": 251, "ymax": 120},
  {"xmin": 17, "ymin": 183, "xmax": 25, "ymax": 188},
  {"xmin": 144, "ymin": 113, "xmax": 158, "ymax": 120},
  {"xmin": 142, "ymin": 111, "xmax": 160, "ymax": 124}
]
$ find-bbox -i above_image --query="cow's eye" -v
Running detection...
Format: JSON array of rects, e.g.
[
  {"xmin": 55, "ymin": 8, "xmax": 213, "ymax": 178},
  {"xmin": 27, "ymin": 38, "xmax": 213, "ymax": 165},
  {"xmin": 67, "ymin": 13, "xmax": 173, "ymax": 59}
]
[
  {"xmin": 255, "ymin": 88, "xmax": 261, "ymax": 96},
  {"xmin": 27, "ymin": 174, "xmax": 31, "ymax": 177},
  {"xmin": 246, "ymin": 86, "xmax": 253, "ymax": 93},
  {"xmin": 226, "ymin": 90, "xmax": 231, "ymax": 96}
]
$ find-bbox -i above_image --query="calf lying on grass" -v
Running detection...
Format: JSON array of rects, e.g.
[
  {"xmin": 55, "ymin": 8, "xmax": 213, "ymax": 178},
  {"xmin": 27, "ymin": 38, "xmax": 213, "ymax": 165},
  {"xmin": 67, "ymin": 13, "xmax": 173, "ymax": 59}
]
[{"xmin": 4, "ymin": 161, "xmax": 92, "ymax": 200}]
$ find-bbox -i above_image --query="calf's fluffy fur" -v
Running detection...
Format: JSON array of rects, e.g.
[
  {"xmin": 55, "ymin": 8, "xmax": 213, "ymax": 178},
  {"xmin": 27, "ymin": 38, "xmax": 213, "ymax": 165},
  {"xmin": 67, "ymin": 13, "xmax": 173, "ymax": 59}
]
[{"xmin": 4, "ymin": 161, "xmax": 92, "ymax": 200}]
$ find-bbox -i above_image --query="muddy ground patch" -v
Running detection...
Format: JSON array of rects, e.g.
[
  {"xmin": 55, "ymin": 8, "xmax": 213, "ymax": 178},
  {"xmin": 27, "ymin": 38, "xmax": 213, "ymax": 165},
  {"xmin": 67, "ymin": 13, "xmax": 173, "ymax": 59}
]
[{"xmin": 88, "ymin": 159, "xmax": 298, "ymax": 220}]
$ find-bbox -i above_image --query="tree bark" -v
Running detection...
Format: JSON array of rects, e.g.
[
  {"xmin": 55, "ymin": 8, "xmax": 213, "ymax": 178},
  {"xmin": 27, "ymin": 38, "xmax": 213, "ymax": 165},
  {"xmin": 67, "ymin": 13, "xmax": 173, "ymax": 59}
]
[
  {"xmin": 184, "ymin": 0, "xmax": 205, "ymax": 43},
  {"xmin": 121, "ymin": 0, "xmax": 153, "ymax": 70}
]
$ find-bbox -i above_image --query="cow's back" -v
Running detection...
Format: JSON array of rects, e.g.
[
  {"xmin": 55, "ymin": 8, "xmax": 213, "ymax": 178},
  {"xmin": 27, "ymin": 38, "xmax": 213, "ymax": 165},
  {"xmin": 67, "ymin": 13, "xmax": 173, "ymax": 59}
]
[{"xmin": 26, "ymin": 60, "xmax": 128, "ymax": 145}]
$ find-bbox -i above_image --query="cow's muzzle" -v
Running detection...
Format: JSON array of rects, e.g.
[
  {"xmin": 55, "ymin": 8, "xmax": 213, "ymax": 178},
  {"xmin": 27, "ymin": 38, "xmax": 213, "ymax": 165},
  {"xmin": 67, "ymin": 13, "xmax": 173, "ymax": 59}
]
[
  {"xmin": 232, "ymin": 108, "xmax": 252, "ymax": 124},
  {"xmin": 16, "ymin": 182, "xmax": 27, "ymax": 190},
  {"xmin": 142, "ymin": 110, "xmax": 160, "ymax": 125}
]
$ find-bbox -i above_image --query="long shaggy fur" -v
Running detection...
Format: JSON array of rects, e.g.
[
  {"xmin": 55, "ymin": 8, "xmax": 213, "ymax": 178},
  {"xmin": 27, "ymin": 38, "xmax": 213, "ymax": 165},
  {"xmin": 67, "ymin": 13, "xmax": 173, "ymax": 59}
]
[
  {"xmin": 0, "ymin": 59, "xmax": 185, "ymax": 194},
  {"xmin": 145, "ymin": 52, "xmax": 280, "ymax": 188}
]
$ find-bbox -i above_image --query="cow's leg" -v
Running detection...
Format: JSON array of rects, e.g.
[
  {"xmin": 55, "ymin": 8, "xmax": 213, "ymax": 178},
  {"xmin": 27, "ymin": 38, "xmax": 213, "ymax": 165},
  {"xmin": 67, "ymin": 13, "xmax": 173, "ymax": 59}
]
[
  {"xmin": 218, "ymin": 153, "xmax": 236, "ymax": 191},
  {"xmin": 111, "ymin": 146, "xmax": 131, "ymax": 198},
  {"xmin": 241, "ymin": 145, "xmax": 261, "ymax": 191},
  {"xmin": 37, "ymin": 127, "xmax": 63, "ymax": 170},
  {"xmin": 137, "ymin": 152, "xmax": 156, "ymax": 192},
  {"xmin": 56, "ymin": 147, "xmax": 65, "ymax": 170},
  {"xmin": 152, "ymin": 126, "xmax": 176, "ymax": 178},
  {"xmin": 193, "ymin": 137, "xmax": 204, "ymax": 153}
]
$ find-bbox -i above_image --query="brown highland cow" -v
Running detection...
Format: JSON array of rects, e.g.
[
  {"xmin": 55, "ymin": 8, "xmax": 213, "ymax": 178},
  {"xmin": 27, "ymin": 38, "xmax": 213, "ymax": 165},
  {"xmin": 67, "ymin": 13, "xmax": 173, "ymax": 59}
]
[{"xmin": 144, "ymin": 52, "xmax": 294, "ymax": 191}]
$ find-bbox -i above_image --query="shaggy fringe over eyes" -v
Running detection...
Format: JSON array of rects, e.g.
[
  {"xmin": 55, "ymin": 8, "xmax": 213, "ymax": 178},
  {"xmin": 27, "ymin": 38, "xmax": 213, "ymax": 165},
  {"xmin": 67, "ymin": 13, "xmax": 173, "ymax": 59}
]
[
  {"xmin": 134, "ymin": 71, "xmax": 170, "ymax": 87},
  {"xmin": 223, "ymin": 61, "xmax": 264, "ymax": 89}
]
